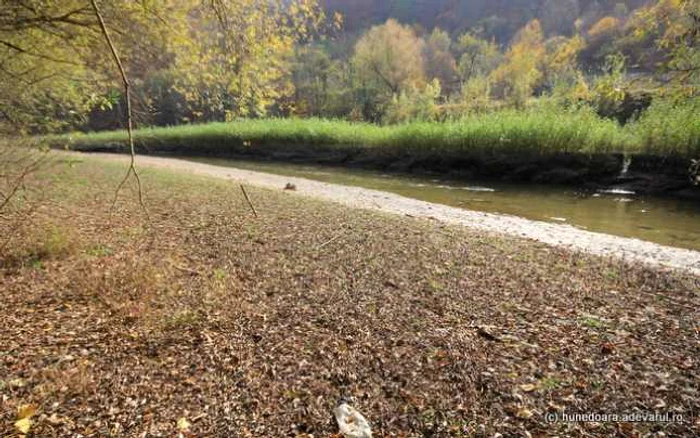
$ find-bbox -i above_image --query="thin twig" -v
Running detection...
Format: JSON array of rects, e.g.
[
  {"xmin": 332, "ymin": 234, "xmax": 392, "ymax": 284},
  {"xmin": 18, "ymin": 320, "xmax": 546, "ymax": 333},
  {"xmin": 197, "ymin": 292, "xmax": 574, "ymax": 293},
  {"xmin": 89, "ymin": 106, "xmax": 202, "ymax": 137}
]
[
  {"xmin": 240, "ymin": 184, "xmax": 258, "ymax": 218},
  {"xmin": 317, "ymin": 233, "xmax": 342, "ymax": 250},
  {"xmin": 89, "ymin": 0, "xmax": 148, "ymax": 220}
]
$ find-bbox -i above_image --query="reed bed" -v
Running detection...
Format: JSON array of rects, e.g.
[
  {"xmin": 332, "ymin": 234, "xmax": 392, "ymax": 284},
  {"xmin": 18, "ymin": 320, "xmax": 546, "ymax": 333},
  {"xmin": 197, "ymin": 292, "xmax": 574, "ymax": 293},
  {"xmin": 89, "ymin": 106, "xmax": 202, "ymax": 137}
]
[{"xmin": 51, "ymin": 102, "xmax": 698, "ymax": 159}]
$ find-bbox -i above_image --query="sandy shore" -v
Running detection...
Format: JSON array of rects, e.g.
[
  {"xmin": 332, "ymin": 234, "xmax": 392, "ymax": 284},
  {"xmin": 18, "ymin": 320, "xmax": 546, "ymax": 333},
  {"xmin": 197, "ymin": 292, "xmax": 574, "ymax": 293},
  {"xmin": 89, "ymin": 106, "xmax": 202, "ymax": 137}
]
[{"xmin": 83, "ymin": 152, "xmax": 700, "ymax": 275}]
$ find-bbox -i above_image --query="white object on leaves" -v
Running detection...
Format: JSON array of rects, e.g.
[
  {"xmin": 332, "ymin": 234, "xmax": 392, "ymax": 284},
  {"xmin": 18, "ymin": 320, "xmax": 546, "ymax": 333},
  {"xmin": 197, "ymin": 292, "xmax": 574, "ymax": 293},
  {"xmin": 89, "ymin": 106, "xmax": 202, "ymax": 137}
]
[{"xmin": 334, "ymin": 400, "xmax": 372, "ymax": 438}]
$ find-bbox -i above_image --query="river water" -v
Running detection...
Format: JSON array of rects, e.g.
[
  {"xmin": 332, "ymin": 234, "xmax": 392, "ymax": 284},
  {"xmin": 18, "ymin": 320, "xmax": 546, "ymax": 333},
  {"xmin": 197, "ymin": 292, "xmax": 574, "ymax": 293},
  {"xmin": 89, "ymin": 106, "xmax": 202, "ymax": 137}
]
[{"xmin": 188, "ymin": 157, "xmax": 700, "ymax": 251}]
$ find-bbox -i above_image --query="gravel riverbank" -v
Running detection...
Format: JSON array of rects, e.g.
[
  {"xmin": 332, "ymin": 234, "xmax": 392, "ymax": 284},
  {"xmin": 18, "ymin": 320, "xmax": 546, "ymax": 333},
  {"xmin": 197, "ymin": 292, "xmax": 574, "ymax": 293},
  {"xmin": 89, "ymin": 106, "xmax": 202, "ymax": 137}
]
[{"xmin": 84, "ymin": 152, "xmax": 700, "ymax": 276}]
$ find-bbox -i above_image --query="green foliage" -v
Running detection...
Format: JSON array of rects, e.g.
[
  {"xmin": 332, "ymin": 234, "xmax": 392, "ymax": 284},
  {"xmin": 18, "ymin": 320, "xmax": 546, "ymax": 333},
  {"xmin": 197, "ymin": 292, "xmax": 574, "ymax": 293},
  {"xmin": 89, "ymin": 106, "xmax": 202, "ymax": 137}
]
[
  {"xmin": 388, "ymin": 106, "xmax": 627, "ymax": 156},
  {"xmin": 173, "ymin": 0, "xmax": 328, "ymax": 120},
  {"xmin": 0, "ymin": 0, "xmax": 193, "ymax": 133},
  {"xmin": 291, "ymin": 46, "xmax": 333, "ymax": 117},
  {"xmin": 579, "ymin": 316, "xmax": 606, "ymax": 329},
  {"xmin": 348, "ymin": 19, "xmax": 429, "ymax": 121},
  {"xmin": 542, "ymin": 35, "xmax": 587, "ymax": 90},
  {"xmin": 455, "ymin": 33, "xmax": 502, "ymax": 84},
  {"xmin": 549, "ymin": 72, "xmax": 591, "ymax": 107},
  {"xmin": 424, "ymin": 28, "xmax": 458, "ymax": 96},
  {"xmin": 55, "ymin": 105, "xmax": 633, "ymax": 158},
  {"xmin": 0, "ymin": 0, "xmax": 328, "ymax": 132},
  {"xmin": 624, "ymin": 97, "xmax": 700, "ymax": 157},
  {"xmin": 384, "ymin": 79, "xmax": 442, "ymax": 124},
  {"xmin": 50, "ymin": 98, "xmax": 700, "ymax": 165},
  {"xmin": 591, "ymin": 53, "xmax": 628, "ymax": 116},
  {"xmin": 86, "ymin": 244, "xmax": 113, "ymax": 258},
  {"xmin": 459, "ymin": 76, "xmax": 492, "ymax": 112}
]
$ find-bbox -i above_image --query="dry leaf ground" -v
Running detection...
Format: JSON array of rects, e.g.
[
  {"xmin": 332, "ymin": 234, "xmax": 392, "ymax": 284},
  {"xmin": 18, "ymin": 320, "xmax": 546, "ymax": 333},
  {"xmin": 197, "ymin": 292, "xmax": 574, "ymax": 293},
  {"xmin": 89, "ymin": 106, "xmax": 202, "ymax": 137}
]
[{"xmin": 1, "ymin": 154, "xmax": 698, "ymax": 437}]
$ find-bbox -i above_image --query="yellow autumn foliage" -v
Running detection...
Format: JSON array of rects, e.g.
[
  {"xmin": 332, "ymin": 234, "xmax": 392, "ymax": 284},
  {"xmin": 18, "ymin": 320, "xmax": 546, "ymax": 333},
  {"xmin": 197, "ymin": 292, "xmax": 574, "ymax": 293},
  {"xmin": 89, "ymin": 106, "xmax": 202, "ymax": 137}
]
[
  {"xmin": 588, "ymin": 16, "xmax": 621, "ymax": 39},
  {"xmin": 489, "ymin": 20, "xmax": 545, "ymax": 107}
]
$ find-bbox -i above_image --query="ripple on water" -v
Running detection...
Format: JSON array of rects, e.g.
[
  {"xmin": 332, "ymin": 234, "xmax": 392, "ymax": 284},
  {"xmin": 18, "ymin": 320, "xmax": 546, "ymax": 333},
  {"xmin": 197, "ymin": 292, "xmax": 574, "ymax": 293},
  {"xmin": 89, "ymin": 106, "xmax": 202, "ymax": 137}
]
[
  {"xmin": 460, "ymin": 186, "xmax": 496, "ymax": 192},
  {"xmin": 599, "ymin": 188, "xmax": 636, "ymax": 195}
]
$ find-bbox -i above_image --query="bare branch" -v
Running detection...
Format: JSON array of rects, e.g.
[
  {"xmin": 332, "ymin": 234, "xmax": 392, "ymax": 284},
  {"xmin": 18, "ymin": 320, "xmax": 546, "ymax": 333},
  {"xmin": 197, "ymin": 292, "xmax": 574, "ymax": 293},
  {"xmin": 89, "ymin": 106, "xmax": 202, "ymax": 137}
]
[
  {"xmin": 0, "ymin": 39, "xmax": 82, "ymax": 65},
  {"xmin": 0, "ymin": 6, "xmax": 92, "ymax": 31},
  {"xmin": 88, "ymin": 0, "xmax": 148, "ymax": 219}
]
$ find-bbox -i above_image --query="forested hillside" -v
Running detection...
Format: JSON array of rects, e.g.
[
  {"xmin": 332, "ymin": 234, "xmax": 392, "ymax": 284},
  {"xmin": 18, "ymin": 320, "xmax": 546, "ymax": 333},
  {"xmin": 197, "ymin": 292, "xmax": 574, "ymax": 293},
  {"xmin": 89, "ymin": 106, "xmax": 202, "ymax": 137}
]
[
  {"xmin": 0, "ymin": 0, "xmax": 697, "ymax": 133},
  {"xmin": 323, "ymin": 0, "xmax": 649, "ymax": 41}
]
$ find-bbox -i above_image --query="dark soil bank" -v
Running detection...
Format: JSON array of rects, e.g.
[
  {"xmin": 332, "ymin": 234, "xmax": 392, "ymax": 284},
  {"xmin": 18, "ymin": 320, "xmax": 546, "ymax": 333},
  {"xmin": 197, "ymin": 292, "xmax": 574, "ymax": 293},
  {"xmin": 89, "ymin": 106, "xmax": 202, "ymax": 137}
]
[{"xmin": 66, "ymin": 141, "xmax": 700, "ymax": 200}]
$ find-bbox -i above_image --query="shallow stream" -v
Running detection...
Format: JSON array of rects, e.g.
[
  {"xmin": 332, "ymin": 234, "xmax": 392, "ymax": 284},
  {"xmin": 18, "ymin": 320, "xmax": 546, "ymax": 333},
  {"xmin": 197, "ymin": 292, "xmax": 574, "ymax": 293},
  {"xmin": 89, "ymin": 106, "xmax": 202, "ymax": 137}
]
[{"xmin": 188, "ymin": 157, "xmax": 700, "ymax": 251}]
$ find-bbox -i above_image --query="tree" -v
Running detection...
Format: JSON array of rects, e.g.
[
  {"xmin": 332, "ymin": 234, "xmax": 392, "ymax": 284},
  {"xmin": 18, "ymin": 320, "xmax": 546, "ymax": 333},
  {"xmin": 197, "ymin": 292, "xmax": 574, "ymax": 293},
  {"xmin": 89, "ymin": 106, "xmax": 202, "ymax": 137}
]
[
  {"xmin": 588, "ymin": 16, "xmax": 622, "ymax": 40},
  {"xmin": 455, "ymin": 33, "xmax": 501, "ymax": 85},
  {"xmin": 576, "ymin": 15, "xmax": 623, "ymax": 67},
  {"xmin": 174, "ymin": 0, "xmax": 327, "ymax": 120},
  {"xmin": 0, "ymin": 0, "xmax": 329, "ymax": 131},
  {"xmin": 0, "ymin": 0, "xmax": 191, "ymax": 133},
  {"xmin": 352, "ymin": 19, "xmax": 425, "ymax": 95},
  {"xmin": 626, "ymin": 0, "xmax": 699, "ymax": 90},
  {"xmin": 540, "ymin": 0, "xmax": 581, "ymax": 36},
  {"xmin": 459, "ymin": 75, "xmax": 492, "ymax": 112},
  {"xmin": 0, "ymin": 1, "xmax": 100, "ymax": 132},
  {"xmin": 610, "ymin": 0, "xmax": 698, "ymax": 89},
  {"xmin": 542, "ymin": 35, "xmax": 586, "ymax": 90},
  {"xmin": 423, "ymin": 28, "xmax": 458, "ymax": 96},
  {"xmin": 383, "ymin": 79, "xmax": 442, "ymax": 124},
  {"xmin": 291, "ymin": 46, "xmax": 333, "ymax": 116},
  {"xmin": 592, "ymin": 53, "xmax": 628, "ymax": 118},
  {"xmin": 489, "ymin": 19, "xmax": 546, "ymax": 107}
]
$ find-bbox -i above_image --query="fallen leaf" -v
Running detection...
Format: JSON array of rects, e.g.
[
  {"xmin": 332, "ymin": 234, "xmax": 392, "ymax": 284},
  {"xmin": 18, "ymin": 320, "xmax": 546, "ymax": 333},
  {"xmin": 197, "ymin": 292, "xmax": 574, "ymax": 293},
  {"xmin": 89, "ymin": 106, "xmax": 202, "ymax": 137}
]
[
  {"xmin": 601, "ymin": 342, "xmax": 615, "ymax": 355},
  {"xmin": 520, "ymin": 384, "xmax": 537, "ymax": 392},
  {"xmin": 547, "ymin": 401, "xmax": 564, "ymax": 412},
  {"xmin": 177, "ymin": 417, "xmax": 191, "ymax": 431},
  {"xmin": 15, "ymin": 417, "xmax": 32, "ymax": 434},
  {"xmin": 17, "ymin": 404, "xmax": 37, "ymax": 420},
  {"xmin": 516, "ymin": 408, "xmax": 534, "ymax": 419},
  {"xmin": 9, "ymin": 378, "xmax": 25, "ymax": 388}
]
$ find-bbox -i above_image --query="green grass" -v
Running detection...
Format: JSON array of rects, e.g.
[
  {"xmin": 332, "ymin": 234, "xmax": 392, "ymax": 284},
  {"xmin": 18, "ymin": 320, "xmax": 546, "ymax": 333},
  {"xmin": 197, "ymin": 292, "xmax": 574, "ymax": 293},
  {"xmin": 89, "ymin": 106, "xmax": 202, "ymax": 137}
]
[
  {"xmin": 624, "ymin": 98, "xmax": 700, "ymax": 157},
  {"xmin": 48, "ymin": 102, "xmax": 699, "ymax": 159}
]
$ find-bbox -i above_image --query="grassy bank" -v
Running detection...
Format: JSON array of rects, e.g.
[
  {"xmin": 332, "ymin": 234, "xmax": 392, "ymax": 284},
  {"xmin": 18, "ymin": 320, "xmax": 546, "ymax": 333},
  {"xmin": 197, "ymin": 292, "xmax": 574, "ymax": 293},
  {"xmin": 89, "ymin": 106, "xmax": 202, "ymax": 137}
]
[
  {"xmin": 1, "ymin": 152, "xmax": 699, "ymax": 436},
  {"xmin": 52, "ymin": 102, "xmax": 700, "ymax": 158},
  {"xmin": 55, "ymin": 110, "xmax": 628, "ymax": 157}
]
